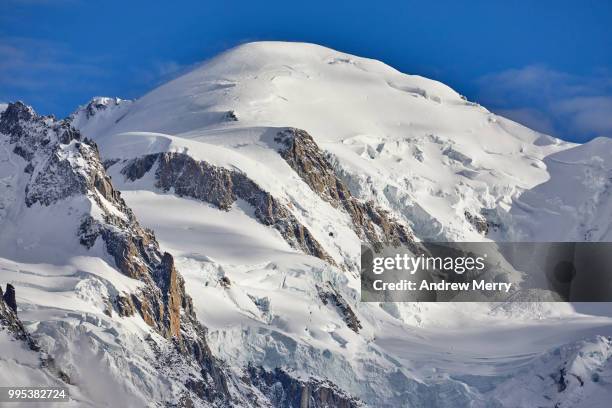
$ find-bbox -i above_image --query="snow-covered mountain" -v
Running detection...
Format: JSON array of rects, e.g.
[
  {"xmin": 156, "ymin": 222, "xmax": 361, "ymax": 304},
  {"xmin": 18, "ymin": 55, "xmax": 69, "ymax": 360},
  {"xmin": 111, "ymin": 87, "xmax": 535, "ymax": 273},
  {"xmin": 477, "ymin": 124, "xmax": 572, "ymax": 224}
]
[{"xmin": 2, "ymin": 41, "xmax": 612, "ymax": 407}]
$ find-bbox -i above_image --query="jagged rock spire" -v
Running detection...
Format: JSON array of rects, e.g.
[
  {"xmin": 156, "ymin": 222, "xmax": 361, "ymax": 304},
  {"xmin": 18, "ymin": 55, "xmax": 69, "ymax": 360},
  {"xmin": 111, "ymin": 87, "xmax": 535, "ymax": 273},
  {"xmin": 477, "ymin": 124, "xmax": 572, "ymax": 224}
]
[{"xmin": 2, "ymin": 284, "xmax": 16, "ymax": 313}]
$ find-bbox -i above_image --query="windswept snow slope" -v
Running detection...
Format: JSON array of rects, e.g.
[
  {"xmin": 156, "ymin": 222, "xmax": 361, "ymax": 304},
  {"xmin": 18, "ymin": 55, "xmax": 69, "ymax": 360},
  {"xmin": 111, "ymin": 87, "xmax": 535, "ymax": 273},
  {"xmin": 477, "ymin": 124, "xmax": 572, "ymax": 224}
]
[
  {"xmin": 76, "ymin": 41, "xmax": 573, "ymax": 243},
  {"xmin": 509, "ymin": 137, "xmax": 612, "ymax": 241}
]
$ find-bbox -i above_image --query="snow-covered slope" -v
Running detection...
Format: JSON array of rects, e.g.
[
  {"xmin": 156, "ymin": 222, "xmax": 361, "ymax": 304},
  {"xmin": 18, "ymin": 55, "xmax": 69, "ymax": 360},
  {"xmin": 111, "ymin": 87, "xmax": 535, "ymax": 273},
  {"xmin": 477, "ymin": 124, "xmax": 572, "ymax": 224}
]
[
  {"xmin": 3, "ymin": 41, "xmax": 612, "ymax": 407},
  {"xmin": 75, "ymin": 41, "xmax": 573, "ymax": 242},
  {"xmin": 508, "ymin": 136, "xmax": 612, "ymax": 241}
]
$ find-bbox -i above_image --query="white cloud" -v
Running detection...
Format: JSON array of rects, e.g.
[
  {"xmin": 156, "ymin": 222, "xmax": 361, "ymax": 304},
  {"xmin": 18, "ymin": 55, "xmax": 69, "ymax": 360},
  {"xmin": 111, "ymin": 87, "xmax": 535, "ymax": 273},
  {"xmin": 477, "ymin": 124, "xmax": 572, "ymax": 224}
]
[
  {"xmin": 553, "ymin": 96, "xmax": 612, "ymax": 136},
  {"xmin": 0, "ymin": 37, "xmax": 106, "ymax": 90},
  {"xmin": 476, "ymin": 65, "xmax": 612, "ymax": 141}
]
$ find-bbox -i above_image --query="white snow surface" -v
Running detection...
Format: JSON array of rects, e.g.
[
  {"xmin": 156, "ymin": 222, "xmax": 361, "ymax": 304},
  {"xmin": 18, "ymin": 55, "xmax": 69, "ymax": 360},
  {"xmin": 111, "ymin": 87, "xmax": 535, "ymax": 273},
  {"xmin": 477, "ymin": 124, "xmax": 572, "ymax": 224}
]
[
  {"xmin": 508, "ymin": 137, "xmax": 612, "ymax": 241},
  {"xmin": 79, "ymin": 41, "xmax": 577, "ymax": 243},
  {"xmin": 2, "ymin": 41, "xmax": 612, "ymax": 407}
]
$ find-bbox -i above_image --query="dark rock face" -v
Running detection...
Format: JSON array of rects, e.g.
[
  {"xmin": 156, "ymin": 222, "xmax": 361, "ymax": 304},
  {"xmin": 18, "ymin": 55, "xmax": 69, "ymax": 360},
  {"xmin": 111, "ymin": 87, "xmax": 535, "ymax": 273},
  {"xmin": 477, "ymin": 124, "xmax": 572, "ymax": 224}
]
[
  {"xmin": 316, "ymin": 282, "xmax": 362, "ymax": 333},
  {"xmin": 74, "ymin": 163, "xmax": 234, "ymax": 403},
  {"xmin": 275, "ymin": 128, "xmax": 418, "ymax": 252},
  {"xmin": 230, "ymin": 170, "xmax": 333, "ymax": 263},
  {"xmin": 246, "ymin": 365, "xmax": 363, "ymax": 408},
  {"xmin": 1, "ymin": 102, "xmax": 191, "ymax": 343},
  {"xmin": 224, "ymin": 110, "xmax": 238, "ymax": 121},
  {"xmin": 2, "ymin": 283, "xmax": 17, "ymax": 313},
  {"xmin": 156, "ymin": 153, "xmax": 236, "ymax": 210},
  {"xmin": 121, "ymin": 152, "xmax": 335, "ymax": 264},
  {"xmin": 464, "ymin": 211, "xmax": 489, "ymax": 235},
  {"xmin": 0, "ymin": 285, "xmax": 37, "ymax": 351}
]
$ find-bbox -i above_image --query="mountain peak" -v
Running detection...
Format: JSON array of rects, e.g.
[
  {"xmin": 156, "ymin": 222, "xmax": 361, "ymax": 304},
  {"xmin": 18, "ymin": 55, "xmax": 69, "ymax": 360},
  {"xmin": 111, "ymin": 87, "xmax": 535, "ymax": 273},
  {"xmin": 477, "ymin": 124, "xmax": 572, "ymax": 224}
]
[{"xmin": 1, "ymin": 101, "xmax": 36, "ymax": 125}]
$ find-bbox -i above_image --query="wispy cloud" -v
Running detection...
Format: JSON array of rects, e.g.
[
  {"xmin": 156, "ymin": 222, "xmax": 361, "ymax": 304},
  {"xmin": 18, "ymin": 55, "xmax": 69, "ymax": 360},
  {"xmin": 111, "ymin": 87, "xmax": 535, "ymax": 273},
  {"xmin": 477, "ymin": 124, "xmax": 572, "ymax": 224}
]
[
  {"xmin": 476, "ymin": 65, "xmax": 612, "ymax": 142},
  {"xmin": 0, "ymin": 37, "xmax": 107, "ymax": 90},
  {"xmin": 131, "ymin": 60, "xmax": 198, "ymax": 88},
  {"xmin": 552, "ymin": 96, "xmax": 612, "ymax": 136},
  {"xmin": 0, "ymin": 33, "xmax": 205, "ymax": 117},
  {"xmin": 0, "ymin": 36, "xmax": 116, "ymax": 115},
  {"xmin": 494, "ymin": 107, "xmax": 556, "ymax": 136}
]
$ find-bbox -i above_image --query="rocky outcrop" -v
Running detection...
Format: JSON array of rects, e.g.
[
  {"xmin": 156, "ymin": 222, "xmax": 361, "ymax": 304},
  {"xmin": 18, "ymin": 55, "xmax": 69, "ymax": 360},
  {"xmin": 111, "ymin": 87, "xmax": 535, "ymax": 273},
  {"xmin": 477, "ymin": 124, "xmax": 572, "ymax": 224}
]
[
  {"xmin": 80, "ymin": 215, "xmax": 193, "ymax": 341},
  {"xmin": 464, "ymin": 211, "xmax": 488, "ymax": 235},
  {"xmin": 275, "ymin": 128, "xmax": 418, "ymax": 252},
  {"xmin": 246, "ymin": 365, "xmax": 363, "ymax": 408},
  {"xmin": 224, "ymin": 110, "xmax": 238, "ymax": 121},
  {"xmin": 0, "ymin": 102, "xmax": 117, "ymax": 209},
  {"xmin": 120, "ymin": 152, "xmax": 335, "ymax": 264},
  {"xmin": 79, "ymin": 97, "xmax": 127, "ymax": 120},
  {"xmin": 68, "ymin": 97, "xmax": 132, "ymax": 126},
  {"xmin": 2, "ymin": 283, "xmax": 17, "ymax": 313},
  {"xmin": 316, "ymin": 282, "xmax": 362, "ymax": 333},
  {"xmin": 464, "ymin": 210, "xmax": 501, "ymax": 235},
  {"xmin": 0, "ymin": 284, "xmax": 37, "ymax": 350}
]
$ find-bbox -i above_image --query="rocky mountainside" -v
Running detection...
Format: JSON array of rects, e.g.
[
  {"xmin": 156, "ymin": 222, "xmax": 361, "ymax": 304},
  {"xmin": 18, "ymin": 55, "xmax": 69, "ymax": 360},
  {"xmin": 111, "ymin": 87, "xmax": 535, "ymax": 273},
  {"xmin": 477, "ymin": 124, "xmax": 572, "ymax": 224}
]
[
  {"xmin": 0, "ymin": 102, "xmax": 362, "ymax": 407},
  {"xmin": 2, "ymin": 42, "xmax": 612, "ymax": 407}
]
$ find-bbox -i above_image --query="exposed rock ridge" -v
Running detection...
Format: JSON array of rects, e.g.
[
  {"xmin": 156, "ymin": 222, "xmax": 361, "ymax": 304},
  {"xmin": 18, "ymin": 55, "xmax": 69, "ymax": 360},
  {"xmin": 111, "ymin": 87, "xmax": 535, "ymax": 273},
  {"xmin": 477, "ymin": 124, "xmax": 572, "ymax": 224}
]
[
  {"xmin": 0, "ymin": 284, "xmax": 38, "ymax": 350},
  {"xmin": 0, "ymin": 102, "xmax": 233, "ymax": 405},
  {"xmin": 2, "ymin": 283, "xmax": 16, "ymax": 313},
  {"xmin": 68, "ymin": 96, "xmax": 133, "ymax": 129},
  {"xmin": 77, "ymin": 97, "xmax": 127, "ymax": 120},
  {"xmin": 120, "ymin": 152, "xmax": 336, "ymax": 265},
  {"xmin": 275, "ymin": 128, "xmax": 419, "ymax": 252}
]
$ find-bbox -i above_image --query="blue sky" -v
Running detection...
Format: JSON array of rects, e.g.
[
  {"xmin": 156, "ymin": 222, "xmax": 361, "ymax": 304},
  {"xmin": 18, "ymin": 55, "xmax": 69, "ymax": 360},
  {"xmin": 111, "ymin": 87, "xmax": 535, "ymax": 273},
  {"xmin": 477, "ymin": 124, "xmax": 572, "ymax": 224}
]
[{"xmin": 1, "ymin": 0, "xmax": 611, "ymax": 142}]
